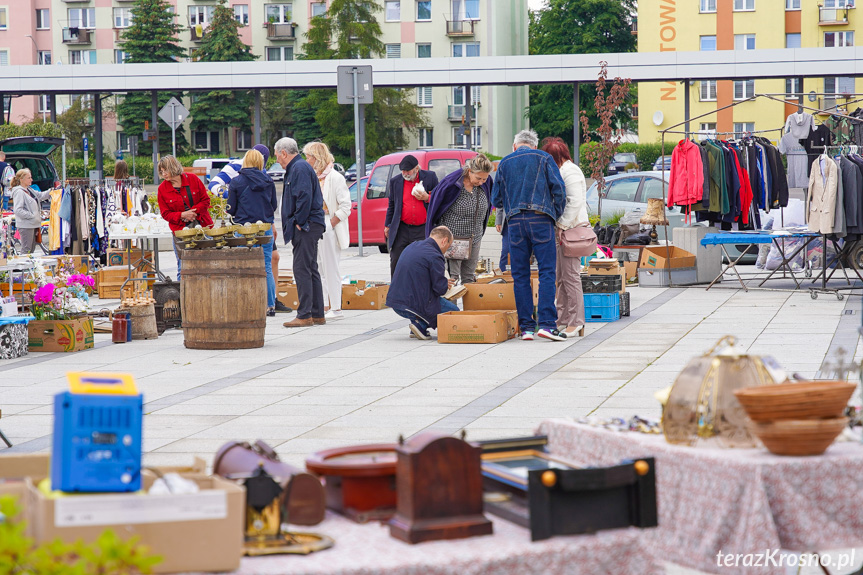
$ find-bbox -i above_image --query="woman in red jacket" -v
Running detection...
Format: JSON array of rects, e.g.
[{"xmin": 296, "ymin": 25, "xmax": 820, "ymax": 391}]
[{"xmin": 157, "ymin": 155, "xmax": 213, "ymax": 280}]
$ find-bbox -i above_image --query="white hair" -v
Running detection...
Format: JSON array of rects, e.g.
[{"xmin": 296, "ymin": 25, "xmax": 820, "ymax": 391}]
[
  {"xmin": 513, "ymin": 129, "xmax": 539, "ymax": 149},
  {"xmin": 274, "ymin": 137, "xmax": 299, "ymax": 155}
]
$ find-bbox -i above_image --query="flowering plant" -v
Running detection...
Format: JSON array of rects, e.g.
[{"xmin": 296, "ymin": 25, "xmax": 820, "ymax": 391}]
[{"xmin": 29, "ymin": 257, "xmax": 94, "ymax": 321}]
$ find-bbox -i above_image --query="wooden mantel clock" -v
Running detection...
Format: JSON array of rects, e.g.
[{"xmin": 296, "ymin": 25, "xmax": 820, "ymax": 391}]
[{"xmin": 388, "ymin": 431, "xmax": 493, "ymax": 544}]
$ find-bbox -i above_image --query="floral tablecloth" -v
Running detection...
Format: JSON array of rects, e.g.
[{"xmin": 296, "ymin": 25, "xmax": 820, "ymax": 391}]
[
  {"xmin": 213, "ymin": 513, "xmax": 662, "ymax": 575},
  {"xmin": 538, "ymin": 419, "xmax": 863, "ymax": 575}
]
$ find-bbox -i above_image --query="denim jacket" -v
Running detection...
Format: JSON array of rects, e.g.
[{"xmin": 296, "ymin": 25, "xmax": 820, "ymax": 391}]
[{"xmin": 491, "ymin": 146, "xmax": 566, "ymax": 223}]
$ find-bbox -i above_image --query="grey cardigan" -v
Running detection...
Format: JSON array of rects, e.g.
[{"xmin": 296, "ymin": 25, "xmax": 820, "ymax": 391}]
[{"xmin": 12, "ymin": 185, "xmax": 51, "ymax": 229}]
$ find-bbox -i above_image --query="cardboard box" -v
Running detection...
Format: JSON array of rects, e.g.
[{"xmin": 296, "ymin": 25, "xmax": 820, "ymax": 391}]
[
  {"xmin": 462, "ymin": 283, "xmax": 517, "ymax": 311},
  {"xmin": 0, "ymin": 481, "xmax": 32, "ymax": 537},
  {"xmin": 28, "ymin": 472, "xmax": 244, "ymax": 574},
  {"xmin": 27, "ymin": 317, "xmax": 94, "ymax": 352},
  {"xmin": 639, "ymin": 246, "xmax": 696, "ymax": 270},
  {"xmin": 0, "ymin": 453, "xmax": 50, "ymax": 479},
  {"xmin": 276, "ymin": 283, "xmax": 299, "ymax": 309},
  {"xmin": 638, "ymin": 266, "xmax": 698, "ymax": 287},
  {"xmin": 586, "ymin": 259, "xmax": 621, "ymax": 275},
  {"xmin": 624, "ymin": 261, "xmax": 638, "ymax": 283},
  {"xmin": 107, "ymin": 249, "xmax": 154, "ymax": 270},
  {"xmin": 45, "ymin": 255, "xmax": 92, "ymax": 276},
  {"xmin": 438, "ymin": 310, "xmax": 519, "ymax": 343},
  {"xmin": 342, "ymin": 281, "xmax": 389, "ymax": 310}
]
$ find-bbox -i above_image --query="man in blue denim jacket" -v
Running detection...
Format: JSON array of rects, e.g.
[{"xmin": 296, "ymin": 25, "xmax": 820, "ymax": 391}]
[{"xmin": 492, "ymin": 129, "xmax": 567, "ymax": 341}]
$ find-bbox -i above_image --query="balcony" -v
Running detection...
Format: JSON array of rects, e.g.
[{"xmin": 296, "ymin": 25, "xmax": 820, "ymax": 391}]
[
  {"xmin": 189, "ymin": 24, "xmax": 206, "ymax": 41},
  {"xmin": 819, "ymin": 6, "xmax": 850, "ymax": 25},
  {"xmin": 631, "ymin": 17, "xmax": 638, "ymax": 35},
  {"xmin": 62, "ymin": 28, "xmax": 91, "ymax": 44},
  {"xmin": 266, "ymin": 22, "xmax": 297, "ymax": 40},
  {"xmin": 446, "ymin": 19, "xmax": 476, "ymax": 36},
  {"xmin": 448, "ymin": 105, "xmax": 466, "ymax": 122}
]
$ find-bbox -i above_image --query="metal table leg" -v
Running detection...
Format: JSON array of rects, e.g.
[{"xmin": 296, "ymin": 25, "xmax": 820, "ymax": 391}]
[{"xmin": 706, "ymin": 244, "xmax": 751, "ymax": 292}]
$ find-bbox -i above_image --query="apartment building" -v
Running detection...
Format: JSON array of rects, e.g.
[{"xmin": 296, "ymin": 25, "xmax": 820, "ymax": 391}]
[
  {"xmin": 637, "ymin": 0, "xmax": 860, "ymax": 143},
  {"xmin": 0, "ymin": 0, "xmax": 529, "ymax": 157}
]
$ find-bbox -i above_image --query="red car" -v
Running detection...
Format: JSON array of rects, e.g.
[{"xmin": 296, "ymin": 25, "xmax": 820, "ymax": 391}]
[{"xmin": 348, "ymin": 149, "xmax": 478, "ymax": 251}]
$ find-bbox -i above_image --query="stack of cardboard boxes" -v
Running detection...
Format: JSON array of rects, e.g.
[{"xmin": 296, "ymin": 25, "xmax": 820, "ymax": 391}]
[{"xmin": 438, "ymin": 272, "xmax": 526, "ymax": 344}]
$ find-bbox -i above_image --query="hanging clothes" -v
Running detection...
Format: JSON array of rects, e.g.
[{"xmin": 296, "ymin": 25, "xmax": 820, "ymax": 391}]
[
  {"xmin": 48, "ymin": 187, "xmax": 63, "ymax": 251},
  {"xmin": 831, "ymin": 158, "xmax": 846, "ymax": 238},
  {"xmin": 778, "ymin": 132, "xmax": 810, "ymax": 188},
  {"xmin": 802, "ymin": 124, "xmax": 834, "ymax": 169},
  {"xmin": 807, "ymin": 154, "xmax": 839, "ymax": 234},
  {"xmin": 667, "ymin": 139, "xmax": 705, "ymax": 217},
  {"xmin": 825, "ymin": 115, "xmax": 855, "ymax": 145},
  {"xmin": 785, "ymin": 112, "xmax": 815, "ymax": 139}
]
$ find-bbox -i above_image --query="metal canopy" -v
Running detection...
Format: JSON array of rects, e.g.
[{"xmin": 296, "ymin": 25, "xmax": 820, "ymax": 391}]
[{"xmin": 2, "ymin": 47, "xmax": 862, "ymax": 95}]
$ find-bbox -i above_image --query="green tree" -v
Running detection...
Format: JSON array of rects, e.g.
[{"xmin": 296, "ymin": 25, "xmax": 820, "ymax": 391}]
[
  {"xmin": 117, "ymin": 0, "xmax": 187, "ymax": 155},
  {"xmin": 190, "ymin": 0, "xmax": 257, "ymax": 156},
  {"xmin": 528, "ymin": 0, "xmax": 637, "ymax": 148},
  {"xmin": 294, "ymin": 1, "xmax": 427, "ymax": 160}
]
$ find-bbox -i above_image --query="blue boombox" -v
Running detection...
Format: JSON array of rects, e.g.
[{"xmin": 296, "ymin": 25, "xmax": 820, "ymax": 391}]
[{"xmin": 51, "ymin": 374, "xmax": 143, "ymax": 493}]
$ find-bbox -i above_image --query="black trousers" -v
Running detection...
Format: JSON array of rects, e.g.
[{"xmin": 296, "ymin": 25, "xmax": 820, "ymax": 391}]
[
  {"xmin": 292, "ymin": 222, "xmax": 325, "ymax": 319},
  {"xmin": 389, "ymin": 223, "xmax": 426, "ymax": 278}
]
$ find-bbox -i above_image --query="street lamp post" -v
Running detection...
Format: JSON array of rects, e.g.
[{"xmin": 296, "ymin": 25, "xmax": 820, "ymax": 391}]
[{"xmin": 25, "ymin": 35, "xmax": 45, "ymax": 122}]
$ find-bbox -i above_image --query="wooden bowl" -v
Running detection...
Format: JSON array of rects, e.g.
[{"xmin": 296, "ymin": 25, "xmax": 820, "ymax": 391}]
[
  {"xmin": 734, "ymin": 381, "xmax": 856, "ymax": 422},
  {"xmin": 749, "ymin": 417, "xmax": 848, "ymax": 456}
]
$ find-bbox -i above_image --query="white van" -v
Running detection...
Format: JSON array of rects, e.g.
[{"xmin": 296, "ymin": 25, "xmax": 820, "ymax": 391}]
[{"xmin": 192, "ymin": 158, "xmax": 238, "ymax": 183}]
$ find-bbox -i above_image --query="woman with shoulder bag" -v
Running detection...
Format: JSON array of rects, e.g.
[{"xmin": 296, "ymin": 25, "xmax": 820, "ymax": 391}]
[
  {"xmin": 11, "ymin": 168, "xmax": 51, "ymax": 254},
  {"xmin": 157, "ymin": 155, "xmax": 213, "ymax": 280},
  {"xmin": 541, "ymin": 137, "xmax": 589, "ymax": 337},
  {"xmin": 425, "ymin": 154, "xmax": 494, "ymax": 283}
]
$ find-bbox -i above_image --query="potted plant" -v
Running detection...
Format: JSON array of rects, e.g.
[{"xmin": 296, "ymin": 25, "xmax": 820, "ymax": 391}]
[{"xmin": 27, "ymin": 257, "xmax": 95, "ymax": 353}]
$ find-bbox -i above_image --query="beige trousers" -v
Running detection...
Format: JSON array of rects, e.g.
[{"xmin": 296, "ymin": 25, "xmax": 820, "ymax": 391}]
[{"xmin": 555, "ymin": 242, "xmax": 584, "ymax": 328}]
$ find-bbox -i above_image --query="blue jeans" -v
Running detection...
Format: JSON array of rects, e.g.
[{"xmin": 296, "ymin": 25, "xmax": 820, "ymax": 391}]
[
  {"xmin": 172, "ymin": 240, "xmax": 182, "ymax": 281},
  {"xmin": 262, "ymin": 228, "xmax": 276, "ymax": 308},
  {"xmin": 499, "ymin": 222, "xmax": 510, "ymax": 272},
  {"xmin": 507, "ymin": 212, "xmax": 558, "ymax": 332},
  {"xmin": 1, "ymin": 196, "xmax": 8, "ymax": 210},
  {"xmin": 394, "ymin": 298, "xmax": 459, "ymax": 333}
]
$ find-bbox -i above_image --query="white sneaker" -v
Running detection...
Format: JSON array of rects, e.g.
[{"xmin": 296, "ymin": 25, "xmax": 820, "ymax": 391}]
[
  {"xmin": 325, "ymin": 309, "xmax": 344, "ymax": 321},
  {"xmin": 521, "ymin": 331, "xmax": 535, "ymax": 341},
  {"xmin": 409, "ymin": 323, "xmax": 431, "ymax": 340}
]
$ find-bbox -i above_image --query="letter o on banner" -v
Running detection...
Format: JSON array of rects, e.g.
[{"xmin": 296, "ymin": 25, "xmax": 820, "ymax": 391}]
[{"xmin": 660, "ymin": 26, "xmax": 676, "ymax": 42}]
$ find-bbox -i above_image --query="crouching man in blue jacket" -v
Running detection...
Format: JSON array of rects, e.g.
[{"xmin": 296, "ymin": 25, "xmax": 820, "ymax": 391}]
[{"xmin": 386, "ymin": 226, "xmax": 458, "ymax": 340}]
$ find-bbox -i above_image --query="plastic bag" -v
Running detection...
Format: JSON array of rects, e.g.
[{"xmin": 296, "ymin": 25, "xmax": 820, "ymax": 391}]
[{"xmin": 764, "ymin": 238, "xmax": 805, "ymax": 271}]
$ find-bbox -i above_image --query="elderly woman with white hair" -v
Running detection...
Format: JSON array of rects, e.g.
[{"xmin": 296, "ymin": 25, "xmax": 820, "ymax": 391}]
[
  {"xmin": 274, "ymin": 137, "xmax": 327, "ymax": 328},
  {"xmin": 302, "ymin": 141, "xmax": 351, "ymax": 321}
]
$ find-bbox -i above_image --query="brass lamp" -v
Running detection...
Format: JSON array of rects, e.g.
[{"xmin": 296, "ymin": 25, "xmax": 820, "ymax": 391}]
[
  {"xmin": 662, "ymin": 336, "xmax": 787, "ymax": 448},
  {"xmin": 639, "ymin": 198, "xmax": 669, "ymax": 244}
]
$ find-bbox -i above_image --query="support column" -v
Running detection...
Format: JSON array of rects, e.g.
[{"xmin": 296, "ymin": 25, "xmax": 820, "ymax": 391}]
[
  {"xmin": 254, "ymin": 89, "xmax": 262, "ymax": 146},
  {"xmin": 573, "ymin": 82, "xmax": 580, "ymax": 167},
  {"xmin": 94, "ymin": 93, "xmax": 103, "ymax": 177},
  {"xmin": 464, "ymin": 85, "xmax": 472, "ymax": 150},
  {"xmin": 49, "ymin": 95, "xmax": 56, "ymax": 123},
  {"xmin": 152, "ymin": 91, "xmax": 159, "ymax": 185},
  {"xmin": 684, "ymin": 80, "xmax": 691, "ymax": 138},
  {"xmin": 0, "ymin": 93, "xmax": 5, "ymax": 125},
  {"xmin": 798, "ymin": 76, "xmax": 804, "ymax": 112}
]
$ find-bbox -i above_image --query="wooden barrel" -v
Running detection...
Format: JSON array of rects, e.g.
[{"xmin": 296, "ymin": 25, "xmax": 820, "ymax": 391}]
[
  {"xmin": 128, "ymin": 303, "xmax": 158, "ymax": 340},
  {"xmin": 180, "ymin": 248, "xmax": 267, "ymax": 349}
]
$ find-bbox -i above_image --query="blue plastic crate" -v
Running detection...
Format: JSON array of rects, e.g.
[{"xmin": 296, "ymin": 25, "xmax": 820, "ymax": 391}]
[{"xmin": 584, "ymin": 292, "xmax": 620, "ymax": 323}]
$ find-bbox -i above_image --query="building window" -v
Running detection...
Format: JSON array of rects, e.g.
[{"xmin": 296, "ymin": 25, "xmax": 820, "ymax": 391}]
[
  {"xmin": 417, "ymin": 1, "xmax": 432, "ymax": 21},
  {"xmin": 698, "ymin": 123, "xmax": 717, "ymax": 140},
  {"xmin": 825, "ymin": 31, "xmax": 854, "ymax": 47},
  {"xmin": 385, "ymin": 1, "xmax": 400, "ymax": 21},
  {"xmin": 700, "ymin": 80, "xmax": 717, "ymax": 101},
  {"xmin": 118, "ymin": 132, "xmax": 130, "ymax": 152},
  {"xmin": 113, "ymin": 8, "xmax": 133, "ymax": 28},
  {"xmin": 189, "ymin": 6, "xmax": 215, "ymax": 26},
  {"xmin": 825, "ymin": 76, "xmax": 856, "ymax": 95},
  {"xmin": 786, "ymin": 33, "xmax": 801, "ymax": 48},
  {"xmin": 452, "ymin": 0, "xmax": 479, "ymax": 20},
  {"xmin": 0, "ymin": 51, "xmax": 7, "ymax": 67},
  {"xmin": 453, "ymin": 126, "xmax": 482, "ymax": 149},
  {"xmin": 36, "ymin": 9, "xmax": 50, "ymax": 30},
  {"xmin": 234, "ymin": 5, "xmax": 249, "ymax": 25},
  {"xmin": 386, "ymin": 44, "xmax": 401, "ymax": 58},
  {"xmin": 453, "ymin": 85, "xmax": 481, "ymax": 106},
  {"xmin": 69, "ymin": 50, "xmax": 97, "ymax": 65},
  {"xmin": 824, "ymin": 0, "xmax": 851, "ymax": 6},
  {"xmin": 734, "ymin": 34, "xmax": 756, "ymax": 50},
  {"xmin": 734, "ymin": 122, "xmax": 755, "ymax": 137},
  {"xmin": 114, "ymin": 50, "xmax": 130, "ymax": 63},
  {"xmin": 733, "ymin": 0, "xmax": 754, "ymax": 10},
  {"xmin": 734, "ymin": 80, "xmax": 755, "ymax": 100},
  {"xmin": 38, "ymin": 51, "xmax": 51, "ymax": 66},
  {"xmin": 311, "ymin": 2, "xmax": 327, "ymax": 17},
  {"xmin": 700, "ymin": 0, "xmax": 717, "ymax": 12},
  {"xmin": 236, "ymin": 130, "xmax": 252, "ymax": 151},
  {"xmin": 266, "ymin": 4, "xmax": 292, "ymax": 24},
  {"xmin": 69, "ymin": 8, "xmax": 96, "ymax": 29},
  {"xmin": 786, "ymin": 78, "xmax": 802, "ymax": 97},
  {"xmin": 194, "ymin": 131, "xmax": 212, "ymax": 152},
  {"xmin": 266, "ymin": 46, "xmax": 293, "ymax": 61},
  {"xmin": 0, "ymin": 9, "xmax": 6, "ymax": 30},
  {"xmin": 452, "ymin": 42, "xmax": 480, "ymax": 57},
  {"xmin": 38, "ymin": 95, "xmax": 50, "ymax": 114},
  {"xmin": 417, "ymin": 43, "xmax": 431, "ymax": 58},
  {"xmin": 700, "ymin": 36, "xmax": 716, "ymax": 51},
  {"xmin": 418, "ymin": 87, "xmax": 432, "ymax": 107},
  {"xmin": 786, "ymin": 0, "xmax": 800, "ymax": 9},
  {"xmin": 419, "ymin": 128, "xmax": 433, "ymax": 148}
]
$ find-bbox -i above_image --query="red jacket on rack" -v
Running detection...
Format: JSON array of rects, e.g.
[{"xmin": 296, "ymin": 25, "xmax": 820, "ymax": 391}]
[
  {"xmin": 729, "ymin": 148, "xmax": 752, "ymax": 225},
  {"xmin": 667, "ymin": 139, "xmax": 705, "ymax": 210}
]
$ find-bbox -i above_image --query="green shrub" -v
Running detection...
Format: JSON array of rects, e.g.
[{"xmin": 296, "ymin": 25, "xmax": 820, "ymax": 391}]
[{"xmin": 578, "ymin": 141, "xmax": 675, "ymax": 173}]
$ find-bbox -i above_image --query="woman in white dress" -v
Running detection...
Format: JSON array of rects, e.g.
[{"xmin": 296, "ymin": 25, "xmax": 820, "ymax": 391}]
[{"xmin": 303, "ymin": 141, "xmax": 352, "ymax": 321}]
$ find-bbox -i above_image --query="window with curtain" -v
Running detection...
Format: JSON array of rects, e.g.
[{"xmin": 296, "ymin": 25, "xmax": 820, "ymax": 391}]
[
  {"xmin": 418, "ymin": 87, "xmax": 432, "ymax": 107},
  {"xmin": 734, "ymin": 34, "xmax": 756, "ymax": 50},
  {"xmin": 700, "ymin": 0, "xmax": 716, "ymax": 12},
  {"xmin": 419, "ymin": 128, "xmax": 433, "ymax": 148},
  {"xmin": 417, "ymin": 43, "xmax": 431, "ymax": 58},
  {"xmin": 452, "ymin": 42, "xmax": 480, "ymax": 57},
  {"xmin": 700, "ymin": 81, "xmax": 717, "ymax": 101},
  {"xmin": 265, "ymin": 4, "xmax": 292, "ymax": 24},
  {"xmin": 700, "ymin": 36, "xmax": 716, "ymax": 51},
  {"xmin": 234, "ymin": 5, "xmax": 249, "ymax": 25},
  {"xmin": 734, "ymin": 80, "xmax": 755, "ymax": 100},
  {"xmin": 386, "ymin": 44, "xmax": 401, "ymax": 58},
  {"xmin": 36, "ymin": 9, "xmax": 49, "ymax": 30},
  {"xmin": 417, "ymin": 1, "xmax": 431, "ymax": 20},
  {"xmin": 386, "ymin": 1, "xmax": 400, "ymax": 21}
]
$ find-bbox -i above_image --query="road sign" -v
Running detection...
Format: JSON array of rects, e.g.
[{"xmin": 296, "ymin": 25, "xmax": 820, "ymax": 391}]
[
  {"xmin": 158, "ymin": 97, "xmax": 189, "ymax": 129},
  {"xmin": 128, "ymin": 136, "xmax": 138, "ymax": 155},
  {"xmin": 142, "ymin": 130, "xmax": 156, "ymax": 142},
  {"xmin": 337, "ymin": 66, "xmax": 374, "ymax": 105},
  {"xmin": 83, "ymin": 136, "xmax": 89, "ymax": 152}
]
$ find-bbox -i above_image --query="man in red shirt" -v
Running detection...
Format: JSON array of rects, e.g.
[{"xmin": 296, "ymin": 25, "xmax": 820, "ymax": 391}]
[{"xmin": 384, "ymin": 155, "xmax": 439, "ymax": 277}]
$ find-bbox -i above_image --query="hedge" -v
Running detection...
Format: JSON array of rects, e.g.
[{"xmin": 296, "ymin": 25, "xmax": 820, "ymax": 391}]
[
  {"xmin": 578, "ymin": 141, "xmax": 676, "ymax": 173},
  {"xmin": 62, "ymin": 154, "xmax": 208, "ymax": 182}
]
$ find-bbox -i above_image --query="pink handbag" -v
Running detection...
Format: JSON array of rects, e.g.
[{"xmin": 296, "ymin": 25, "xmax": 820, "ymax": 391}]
[{"xmin": 560, "ymin": 224, "xmax": 598, "ymax": 258}]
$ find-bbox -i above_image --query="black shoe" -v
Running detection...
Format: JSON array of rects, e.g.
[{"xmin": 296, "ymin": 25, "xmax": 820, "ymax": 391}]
[
  {"xmin": 274, "ymin": 301, "xmax": 292, "ymax": 313},
  {"xmin": 266, "ymin": 307, "xmax": 276, "ymax": 317}
]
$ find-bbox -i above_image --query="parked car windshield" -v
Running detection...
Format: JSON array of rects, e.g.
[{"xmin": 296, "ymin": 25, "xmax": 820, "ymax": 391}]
[
  {"xmin": 614, "ymin": 153, "xmax": 638, "ymax": 164},
  {"xmin": 428, "ymin": 159, "xmax": 462, "ymax": 181}
]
